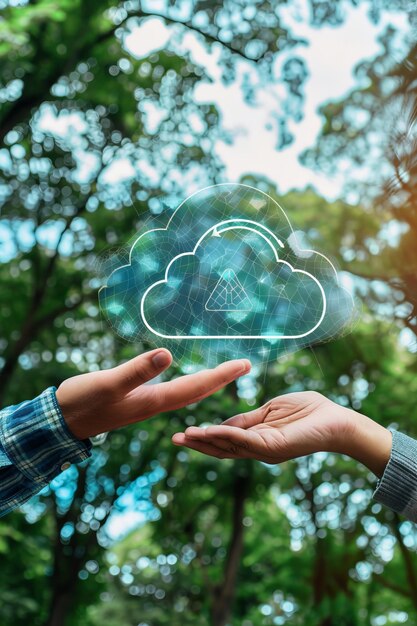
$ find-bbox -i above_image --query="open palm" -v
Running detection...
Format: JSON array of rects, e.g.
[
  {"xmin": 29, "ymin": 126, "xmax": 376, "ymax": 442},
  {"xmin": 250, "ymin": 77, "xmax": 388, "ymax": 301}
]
[{"xmin": 172, "ymin": 391, "xmax": 353, "ymax": 464}]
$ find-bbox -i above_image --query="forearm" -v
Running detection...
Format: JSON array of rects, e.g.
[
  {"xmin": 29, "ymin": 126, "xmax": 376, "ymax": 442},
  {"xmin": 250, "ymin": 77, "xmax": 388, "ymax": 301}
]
[
  {"xmin": 336, "ymin": 408, "xmax": 417, "ymax": 522},
  {"xmin": 341, "ymin": 410, "xmax": 392, "ymax": 478},
  {"xmin": 0, "ymin": 387, "xmax": 91, "ymax": 517}
]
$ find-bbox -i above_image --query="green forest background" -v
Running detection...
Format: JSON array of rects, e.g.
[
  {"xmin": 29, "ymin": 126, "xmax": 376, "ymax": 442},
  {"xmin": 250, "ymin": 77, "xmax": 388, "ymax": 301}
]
[{"xmin": 1, "ymin": 1, "xmax": 417, "ymax": 625}]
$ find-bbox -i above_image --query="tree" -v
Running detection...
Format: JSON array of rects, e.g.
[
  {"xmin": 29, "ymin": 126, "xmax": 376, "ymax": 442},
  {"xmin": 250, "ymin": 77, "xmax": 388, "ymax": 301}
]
[
  {"xmin": 2, "ymin": 2, "xmax": 417, "ymax": 625},
  {"xmin": 301, "ymin": 25, "xmax": 417, "ymax": 336}
]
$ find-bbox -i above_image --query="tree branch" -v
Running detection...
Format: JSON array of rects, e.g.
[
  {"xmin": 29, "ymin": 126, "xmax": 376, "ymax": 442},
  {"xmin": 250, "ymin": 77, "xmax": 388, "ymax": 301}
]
[
  {"xmin": 96, "ymin": 9, "xmax": 269, "ymax": 63},
  {"xmin": 375, "ymin": 574, "xmax": 411, "ymax": 598},
  {"xmin": 0, "ymin": 294, "xmax": 87, "ymax": 403},
  {"xmin": 0, "ymin": 6, "xmax": 271, "ymax": 142}
]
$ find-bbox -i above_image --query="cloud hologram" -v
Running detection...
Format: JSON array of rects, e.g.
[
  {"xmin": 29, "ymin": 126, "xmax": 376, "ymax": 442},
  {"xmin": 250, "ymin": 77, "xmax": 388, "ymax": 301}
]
[
  {"xmin": 140, "ymin": 230, "xmax": 326, "ymax": 340},
  {"xmin": 99, "ymin": 184, "xmax": 357, "ymax": 366}
]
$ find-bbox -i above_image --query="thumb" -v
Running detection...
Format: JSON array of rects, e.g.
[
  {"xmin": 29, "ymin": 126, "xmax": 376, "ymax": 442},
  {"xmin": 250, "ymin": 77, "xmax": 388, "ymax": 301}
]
[
  {"xmin": 108, "ymin": 349, "xmax": 172, "ymax": 393},
  {"xmin": 222, "ymin": 405, "xmax": 267, "ymax": 429}
]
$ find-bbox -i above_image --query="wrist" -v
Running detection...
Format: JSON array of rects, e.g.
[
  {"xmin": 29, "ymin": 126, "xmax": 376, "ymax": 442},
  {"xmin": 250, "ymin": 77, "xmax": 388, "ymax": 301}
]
[
  {"xmin": 339, "ymin": 409, "xmax": 392, "ymax": 477},
  {"xmin": 56, "ymin": 383, "xmax": 89, "ymax": 441}
]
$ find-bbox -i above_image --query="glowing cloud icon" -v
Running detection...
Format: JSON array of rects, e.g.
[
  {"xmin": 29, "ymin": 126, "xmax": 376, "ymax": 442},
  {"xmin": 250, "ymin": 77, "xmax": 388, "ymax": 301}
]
[
  {"xmin": 140, "ymin": 219, "xmax": 326, "ymax": 340},
  {"xmin": 99, "ymin": 183, "xmax": 357, "ymax": 366}
]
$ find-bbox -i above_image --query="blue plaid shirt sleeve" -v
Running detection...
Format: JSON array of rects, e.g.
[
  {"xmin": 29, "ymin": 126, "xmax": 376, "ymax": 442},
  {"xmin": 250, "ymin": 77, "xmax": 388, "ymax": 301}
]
[{"xmin": 0, "ymin": 386, "xmax": 92, "ymax": 517}]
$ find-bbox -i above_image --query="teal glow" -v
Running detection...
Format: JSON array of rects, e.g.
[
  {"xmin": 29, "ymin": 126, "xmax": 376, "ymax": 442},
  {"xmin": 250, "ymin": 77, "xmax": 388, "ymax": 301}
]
[{"xmin": 99, "ymin": 184, "xmax": 358, "ymax": 367}]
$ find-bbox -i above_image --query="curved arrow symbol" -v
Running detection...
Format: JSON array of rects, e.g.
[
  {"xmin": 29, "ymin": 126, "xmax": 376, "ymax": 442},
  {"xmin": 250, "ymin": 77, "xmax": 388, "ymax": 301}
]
[
  {"xmin": 212, "ymin": 219, "xmax": 284, "ymax": 248},
  {"xmin": 190, "ymin": 218, "xmax": 284, "ymax": 262}
]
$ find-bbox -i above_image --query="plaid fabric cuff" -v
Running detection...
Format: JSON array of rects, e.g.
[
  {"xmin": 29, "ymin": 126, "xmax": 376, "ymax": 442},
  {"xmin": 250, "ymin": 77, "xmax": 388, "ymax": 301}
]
[
  {"xmin": 0, "ymin": 386, "xmax": 91, "ymax": 485},
  {"xmin": 373, "ymin": 430, "xmax": 417, "ymax": 522}
]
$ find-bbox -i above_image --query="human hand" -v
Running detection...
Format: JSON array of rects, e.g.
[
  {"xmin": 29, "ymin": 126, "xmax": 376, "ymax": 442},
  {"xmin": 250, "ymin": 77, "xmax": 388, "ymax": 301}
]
[
  {"xmin": 56, "ymin": 348, "xmax": 251, "ymax": 440},
  {"xmin": 172, "ymin": 391, "xmax": 392, "ymax": 477}
]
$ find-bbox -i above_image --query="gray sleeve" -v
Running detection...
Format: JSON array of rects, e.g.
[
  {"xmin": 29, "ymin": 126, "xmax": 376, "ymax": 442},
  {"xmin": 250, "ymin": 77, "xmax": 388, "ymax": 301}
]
[{"xmin": 373, "ymin": 430, "xmax": 417, "ymax": 522}]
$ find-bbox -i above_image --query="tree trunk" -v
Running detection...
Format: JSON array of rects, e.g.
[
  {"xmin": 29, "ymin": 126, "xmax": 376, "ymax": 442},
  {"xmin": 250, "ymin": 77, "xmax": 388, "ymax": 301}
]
[
  {"xmin": 211, "ymin": 463, "xmax": 251, "ymax": 626},
  {"xmin": 43, "ymin": 529, "xmax": 82, "ymax": 626},
  {"xmin": 312, "ymin": 534, "xmax": 336, "ymax": 626},
  {"xmin": 43, "ymin": 466, "xmax": 89, "ymax": 626},
  {"xmin": 45, "ymin": 585, "xmax": 77, "ymax": 626}
]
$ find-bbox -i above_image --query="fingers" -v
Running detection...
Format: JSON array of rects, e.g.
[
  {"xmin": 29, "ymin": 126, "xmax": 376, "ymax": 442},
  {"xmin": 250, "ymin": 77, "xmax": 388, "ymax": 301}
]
[
  {"xmin": 107, "ymin": 349, "xmax": 173, "ymax": 393},
  {"xmin": 172, "ymin": 433, "xmax": 238, "ymax": 459},
  {"xmin": 183, "ymin": 425, "xmax": 260, "ymax": 456},
  {"xmin": 154, "ymin": 359, "xmax": 251, "ymax": 412},
  {"xmin": 172, "ymin": 428, "xmax": 278, "ymax": 463}
]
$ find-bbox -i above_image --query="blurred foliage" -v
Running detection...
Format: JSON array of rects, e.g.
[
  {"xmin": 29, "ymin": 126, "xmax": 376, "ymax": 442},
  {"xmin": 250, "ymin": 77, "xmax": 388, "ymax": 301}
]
[
  {"xmin": 1, "ymin": 2, "xmax": 417, "ymax": 626},
  {"xmin": 302, "ymin": 15, "xmax": 417, "ymax": 339}
]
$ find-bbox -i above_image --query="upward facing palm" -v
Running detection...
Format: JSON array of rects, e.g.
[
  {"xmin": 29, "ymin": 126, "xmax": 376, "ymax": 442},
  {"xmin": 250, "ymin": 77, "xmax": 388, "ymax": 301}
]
[{"xmin": 172, "ymin": 391, "xmax": 352, "ymax": 463}]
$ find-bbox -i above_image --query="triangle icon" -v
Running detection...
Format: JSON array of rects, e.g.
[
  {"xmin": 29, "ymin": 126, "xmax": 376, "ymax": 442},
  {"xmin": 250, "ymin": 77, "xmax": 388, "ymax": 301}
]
[{"xmin": 205, "ymin": 268, "xmax": 253, "ymax": 312}]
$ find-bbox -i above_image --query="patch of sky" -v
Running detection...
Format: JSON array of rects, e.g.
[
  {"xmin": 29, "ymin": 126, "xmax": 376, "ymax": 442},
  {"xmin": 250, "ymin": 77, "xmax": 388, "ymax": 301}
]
[{"xmin": 104, "ymin": 463, "xmax": 166, "ymax": 541}]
